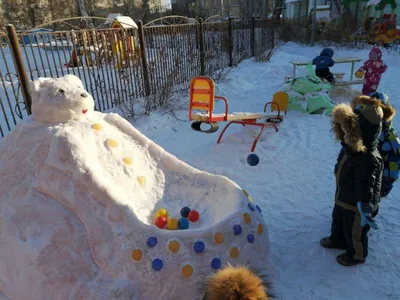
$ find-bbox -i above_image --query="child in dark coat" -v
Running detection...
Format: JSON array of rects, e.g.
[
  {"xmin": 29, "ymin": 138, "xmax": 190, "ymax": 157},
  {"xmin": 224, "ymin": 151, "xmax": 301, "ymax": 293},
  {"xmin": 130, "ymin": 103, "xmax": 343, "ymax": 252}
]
[
  {"xmin": 320, "ymin": 95, "xmax": 394, "ymax": 266},
  {"xmin": 356, "ymin": 47, "xmax": 387, "ymax": 95},
  {"xmin": 312, "ymin": 48, "xmax": 335, "ymax": 84}
]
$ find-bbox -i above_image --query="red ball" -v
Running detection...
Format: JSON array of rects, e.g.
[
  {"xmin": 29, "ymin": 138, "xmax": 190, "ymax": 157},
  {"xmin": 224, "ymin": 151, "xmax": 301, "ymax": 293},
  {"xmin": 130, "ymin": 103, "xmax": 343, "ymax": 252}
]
[
  {"xmin": 155, "ymin": 216, "xmax": 167, "ymax": 229},
  {"xmin": 188, "ymin": 210, "xmax": 200, "ymax": 222}
]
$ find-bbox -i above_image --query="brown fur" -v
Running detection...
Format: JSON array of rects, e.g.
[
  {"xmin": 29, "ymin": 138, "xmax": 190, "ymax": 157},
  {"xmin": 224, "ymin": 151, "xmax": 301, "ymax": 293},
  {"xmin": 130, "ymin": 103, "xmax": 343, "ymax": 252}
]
[
  {"xmin": 351, "ymin": 95, "xmax": 395, "ymax": 122},
  {"xmin": 205, "ymin": 265, "xmax": 268, "ymax": 300},
  {"xmin": 331, "ymin": 103, "xmax": 366, "ymax": 153}
]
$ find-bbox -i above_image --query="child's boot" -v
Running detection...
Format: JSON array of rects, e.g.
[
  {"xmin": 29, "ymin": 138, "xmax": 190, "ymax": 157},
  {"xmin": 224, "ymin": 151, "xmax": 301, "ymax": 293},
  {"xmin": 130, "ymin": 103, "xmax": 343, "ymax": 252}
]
[
  {"xmin": 320, "ymin": 237, "xmax": 346, "ymax": 250},
  {"xmin": 336, "ymin": 252, "xmax": 366, "ymax": 266}
]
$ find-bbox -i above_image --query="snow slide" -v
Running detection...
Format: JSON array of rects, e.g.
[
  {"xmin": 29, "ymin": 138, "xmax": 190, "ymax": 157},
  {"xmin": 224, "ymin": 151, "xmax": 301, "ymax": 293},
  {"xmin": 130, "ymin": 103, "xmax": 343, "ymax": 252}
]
[{"xmin": 0, "ymin": 75, "xmax": 269, "ymax": 299}]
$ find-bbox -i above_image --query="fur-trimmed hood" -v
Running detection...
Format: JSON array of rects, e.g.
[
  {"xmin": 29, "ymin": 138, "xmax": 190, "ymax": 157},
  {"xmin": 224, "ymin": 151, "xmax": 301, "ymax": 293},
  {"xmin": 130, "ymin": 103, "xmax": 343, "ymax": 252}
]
[
  {"xmin": 331, "ymin": 95, "xmax": 395, "ymax": 153},
  {"xmin": 203, "ymin": 265, "xmax": 269, "ymax": 300}
]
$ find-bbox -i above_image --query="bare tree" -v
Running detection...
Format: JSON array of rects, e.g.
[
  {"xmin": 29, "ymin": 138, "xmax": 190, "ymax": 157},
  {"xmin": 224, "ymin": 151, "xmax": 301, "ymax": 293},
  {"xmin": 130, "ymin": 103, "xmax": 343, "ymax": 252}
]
[{"xmin": 77, "ymin": 0, "xmax": 94, "ymax": 27}]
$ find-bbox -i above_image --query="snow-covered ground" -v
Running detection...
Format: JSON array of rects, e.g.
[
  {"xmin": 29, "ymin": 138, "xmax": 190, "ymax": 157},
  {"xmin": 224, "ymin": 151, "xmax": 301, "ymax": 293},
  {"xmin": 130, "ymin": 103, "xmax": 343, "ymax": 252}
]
[{"xmin": 132, "ymin": 42, "xmax": 400, "ymax": 299}]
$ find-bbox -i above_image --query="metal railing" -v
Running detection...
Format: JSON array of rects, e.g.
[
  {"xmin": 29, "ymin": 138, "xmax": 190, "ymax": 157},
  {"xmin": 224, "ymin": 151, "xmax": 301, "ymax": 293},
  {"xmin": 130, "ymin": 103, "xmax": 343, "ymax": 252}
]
[{"xmin": 0, "ymin": 18, "xmax": 276, "ymax": 138}]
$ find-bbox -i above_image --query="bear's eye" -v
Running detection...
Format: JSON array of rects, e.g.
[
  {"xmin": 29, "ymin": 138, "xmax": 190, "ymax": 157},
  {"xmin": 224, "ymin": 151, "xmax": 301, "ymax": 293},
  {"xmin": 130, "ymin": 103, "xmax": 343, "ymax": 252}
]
[{"xmin": 59, "ymin": 89, "xmax": 65, "ymax": 94}]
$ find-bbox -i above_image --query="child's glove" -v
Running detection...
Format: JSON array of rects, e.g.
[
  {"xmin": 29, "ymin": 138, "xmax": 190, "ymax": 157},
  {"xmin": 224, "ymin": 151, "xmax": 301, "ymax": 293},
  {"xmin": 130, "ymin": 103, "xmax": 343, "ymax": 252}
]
[
  {"xmin": 355, "ymin": 70, "xmax": 364, "ymax": 78},
  {"xmin": 357, "ymin": 202, "xmax": 379, "ymax": 230}
]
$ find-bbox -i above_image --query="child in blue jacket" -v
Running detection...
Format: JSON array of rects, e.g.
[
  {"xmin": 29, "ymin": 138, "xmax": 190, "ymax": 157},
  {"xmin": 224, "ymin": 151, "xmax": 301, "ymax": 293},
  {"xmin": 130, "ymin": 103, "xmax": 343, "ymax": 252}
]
[{"xmin": 312, "ymin": 48, "xmax": 335, "ymax": 84}]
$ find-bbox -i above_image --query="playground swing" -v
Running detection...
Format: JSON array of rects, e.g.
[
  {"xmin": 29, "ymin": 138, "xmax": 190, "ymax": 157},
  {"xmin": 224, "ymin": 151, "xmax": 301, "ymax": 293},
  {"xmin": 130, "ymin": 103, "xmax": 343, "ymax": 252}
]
[{"xmin": 189, "ymin": 76, "xmax": 288, "ymax": 152}]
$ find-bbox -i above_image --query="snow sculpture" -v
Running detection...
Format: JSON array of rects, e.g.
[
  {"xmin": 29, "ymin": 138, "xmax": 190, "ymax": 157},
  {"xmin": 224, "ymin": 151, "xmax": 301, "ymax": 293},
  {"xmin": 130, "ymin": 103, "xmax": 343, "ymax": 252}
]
[{"xmin": 0, "ymin": 74, "xmax": 270, "ymax": 299}]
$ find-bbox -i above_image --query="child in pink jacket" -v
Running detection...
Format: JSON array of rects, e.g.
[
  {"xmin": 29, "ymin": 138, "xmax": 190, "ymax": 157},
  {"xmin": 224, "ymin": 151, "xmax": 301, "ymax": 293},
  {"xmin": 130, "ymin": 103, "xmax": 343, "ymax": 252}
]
[{"xmin": 356, "ymin": 47, "xmax": 387, "ymax": 95}]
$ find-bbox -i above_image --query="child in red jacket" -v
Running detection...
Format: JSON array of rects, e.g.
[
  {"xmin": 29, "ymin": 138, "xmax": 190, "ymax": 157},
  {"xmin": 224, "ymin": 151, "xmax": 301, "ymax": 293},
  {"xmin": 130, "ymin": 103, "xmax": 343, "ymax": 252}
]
[{"xmin": 356, "ymin": 47, "xmax": 387, "ymax": 95}]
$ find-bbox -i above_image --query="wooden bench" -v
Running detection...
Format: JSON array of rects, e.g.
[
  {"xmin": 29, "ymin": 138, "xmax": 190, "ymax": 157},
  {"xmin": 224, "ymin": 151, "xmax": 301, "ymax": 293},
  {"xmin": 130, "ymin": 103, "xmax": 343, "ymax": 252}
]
[
  {"xmin": 334, "ymin": 80, "xmax": 364, "ymax": 86},
  {"xmin": 289, "ymin": 57, "xmax": 363, "ymax": 83},
  {"xmin": 284, "ymin": 72, "xmax": 345, "ymax": 83}
]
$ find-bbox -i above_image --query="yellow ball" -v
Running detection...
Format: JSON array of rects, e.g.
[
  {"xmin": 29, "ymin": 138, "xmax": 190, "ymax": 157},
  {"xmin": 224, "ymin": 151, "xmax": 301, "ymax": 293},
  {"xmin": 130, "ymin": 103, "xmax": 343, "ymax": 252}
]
[
  {"xmin": 155, "ymin": 209, "xmax": 168, "ymax": 219},
  {"xmin": 181, "ymin": 264, "xmax": 194, "ymax": 278},
  {"xmin": 137, "ymin": 176, "xmax": 146, "ymax": 187},
  {"xmin": 92, "ymin": 123, "xmax": 103, "ymax": 131},
  {"xmin": 131, "ymin": 249, "xmax": 142, "ymax": 261},
  {"xmin": 257, "ymin": 224, "xmax": 264, "ymax": 235},
  {"xmin": 230, "ymin": 247, "xmax": 239, "ymax": 259},
  {"xmin": 168, "ymin": 240, "xmax": 180, "ymax": 253},
  {"xmin": 123, "ymin": 157, "xmax": 132, "ymax": 165},
  {"xmin": 214, "ymin": 232, "xmax": 224, "ymax": 244},
  {"xmin": 106, "ymin": 139, "xmax": 119, "ymax": 148},
  {"xmin": 243, "ymin": 212, "xmax": 251, "ymax": 224},
  {"xmin": 167, "ymin": 217, "xmax": 178, "ymax": 230}
]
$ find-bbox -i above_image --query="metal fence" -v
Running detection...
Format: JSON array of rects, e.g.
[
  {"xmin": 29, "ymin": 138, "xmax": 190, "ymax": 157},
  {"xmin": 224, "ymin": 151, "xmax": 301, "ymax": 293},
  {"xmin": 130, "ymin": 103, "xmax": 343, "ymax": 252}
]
[{"xmin": 0, "ymin": 18, "xmax": 276, "ymax": 138}]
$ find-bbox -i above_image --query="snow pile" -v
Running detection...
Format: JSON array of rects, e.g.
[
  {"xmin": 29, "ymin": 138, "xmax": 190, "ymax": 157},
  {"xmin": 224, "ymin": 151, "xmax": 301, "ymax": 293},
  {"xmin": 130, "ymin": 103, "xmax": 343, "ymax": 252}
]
[{"xmin": 0, "ymin": 75, "xmax": 269, "ymax": 299}]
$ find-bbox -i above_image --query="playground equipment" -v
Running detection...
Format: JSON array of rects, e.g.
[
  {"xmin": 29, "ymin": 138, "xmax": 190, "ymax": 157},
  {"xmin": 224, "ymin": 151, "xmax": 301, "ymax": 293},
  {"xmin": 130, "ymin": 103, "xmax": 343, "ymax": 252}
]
[
  {"xmin": 368, "ymin": 13, "xmax": 400, "ymax": 44},
  {"xmin": 189, "ymin": 76, "xmax": 288, "ymax": 152},
  {"xmin": 65, "ymin": 15, "xmax": 139, "ymax": 69},
  {"xmin": 111, "ymin": 16, "xmax": 139, "ymax": 69}
]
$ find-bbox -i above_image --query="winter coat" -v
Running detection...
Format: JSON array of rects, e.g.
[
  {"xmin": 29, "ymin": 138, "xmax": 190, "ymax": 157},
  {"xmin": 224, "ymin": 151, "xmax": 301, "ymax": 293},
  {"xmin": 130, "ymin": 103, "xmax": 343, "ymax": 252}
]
[
  {"xmin": 331, "ymin": 96, "xmax": 391, "ymax": 214},
  {"xmin": 357, "ymin": 47, "xmax": 387, "ymax": 83},
  {"xmin": 312, "ymin": 48, "xmax": 335, "ymax": 70}
]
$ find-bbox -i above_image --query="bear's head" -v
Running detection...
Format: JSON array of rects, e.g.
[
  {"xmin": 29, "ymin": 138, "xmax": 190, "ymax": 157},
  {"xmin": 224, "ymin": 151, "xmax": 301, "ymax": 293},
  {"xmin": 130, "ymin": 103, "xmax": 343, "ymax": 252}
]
[{"xmin": 31, "ymin": 74, "xmax": 95, "ymax": 123}]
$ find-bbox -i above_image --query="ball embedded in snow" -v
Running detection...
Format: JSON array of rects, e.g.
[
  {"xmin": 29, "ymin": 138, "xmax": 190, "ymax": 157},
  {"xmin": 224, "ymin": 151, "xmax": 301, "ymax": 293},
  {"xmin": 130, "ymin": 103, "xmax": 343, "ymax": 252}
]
[
  {"xmin": 155, "ymin": 216, "xmax": 167, "ymax": 229},
  {"xmin": 188, "ymin": 210, "xmax": 199, "ymax": 222},
  {"xmin": 180, "ymin": 206, "xmax": 191, "ymax": 218}
]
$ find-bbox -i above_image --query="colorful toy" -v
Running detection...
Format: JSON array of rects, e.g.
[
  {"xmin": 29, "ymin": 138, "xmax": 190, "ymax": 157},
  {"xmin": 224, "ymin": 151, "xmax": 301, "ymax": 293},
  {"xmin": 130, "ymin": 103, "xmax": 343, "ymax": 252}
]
[
  {"xmin": 180, "ymin": 206, "xmax": 191, "ymax": 218},
  {"xmin": 155, "ymin": 216, "xmax": 167, "ymax": 229},
  {"xmin": 178, "ymin": 218, "xmax": 190, "ymax": 230},
  {"xmin": 355, "ymin": 70, "xmax": 364, "ymax": 78},
  {"xmin": 155, "ymin": 208, "xmax": 168, "ymax": 218},
  {"xmin": 166, "ymin": 217, "xmax": 179, "ymax": 230},
  {"xmin": 188, "ymin": 210, "xmax": 200, "ymax": 222},
  {"xmin": 247, "ymin": 153, "xmax": 260, "ymax": 166},
  {"xmin": 189, "ymin": 76, "xmax": 288, "ymax": 152}
]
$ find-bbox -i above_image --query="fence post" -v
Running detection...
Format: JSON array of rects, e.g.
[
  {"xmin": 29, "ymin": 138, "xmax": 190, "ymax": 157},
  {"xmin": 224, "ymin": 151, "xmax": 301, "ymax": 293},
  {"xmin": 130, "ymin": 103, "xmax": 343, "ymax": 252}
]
[
  {"xmin": 228, "ymin": 17, "xmax": 233, "ymax": 67},
  {"xmin": 137, "ymin": 20, "xmax": 151, "ymax": 96},
  {"xmin": 6, "ymin": 24, "xmax": 32, "ymax": 115},
  {"xmin": 199, "ymin": 18, "xmax": 205, "ymax": 76},
  {"xmin": 251, "ymin": 16, "xmax": 255, "ymax": 57}
]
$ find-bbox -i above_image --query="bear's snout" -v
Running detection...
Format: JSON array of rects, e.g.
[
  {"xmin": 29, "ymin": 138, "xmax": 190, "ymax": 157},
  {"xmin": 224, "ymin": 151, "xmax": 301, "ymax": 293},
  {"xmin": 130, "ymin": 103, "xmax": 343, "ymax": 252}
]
[{"xmin": 81, "ymin": 93, "xmax": 88, "ymax": 98}]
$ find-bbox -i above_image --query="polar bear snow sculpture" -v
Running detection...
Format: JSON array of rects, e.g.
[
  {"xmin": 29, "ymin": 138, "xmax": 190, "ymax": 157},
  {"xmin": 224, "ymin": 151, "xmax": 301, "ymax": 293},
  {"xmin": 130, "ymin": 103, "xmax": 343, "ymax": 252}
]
[{"xmin": 0, "ymin": 75, "xmax": 270, "ymax": 300}]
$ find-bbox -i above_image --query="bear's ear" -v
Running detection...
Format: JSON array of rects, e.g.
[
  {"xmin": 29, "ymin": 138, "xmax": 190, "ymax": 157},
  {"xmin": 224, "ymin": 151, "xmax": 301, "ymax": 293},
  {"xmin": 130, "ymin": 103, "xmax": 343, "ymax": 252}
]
[{"xmin": 30, "ymin": 78, "xmax": 52, "ymax": 100}]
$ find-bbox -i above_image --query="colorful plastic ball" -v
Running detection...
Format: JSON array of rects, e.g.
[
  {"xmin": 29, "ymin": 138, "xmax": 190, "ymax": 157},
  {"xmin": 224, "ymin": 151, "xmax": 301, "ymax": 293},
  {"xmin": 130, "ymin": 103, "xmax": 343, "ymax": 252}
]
[
  {"xmin": 178, "ymin": 218, "xmax": 190, "ymax": 230},
  {"xmin": 211, "ymin": 258, "xmax": 222, "ymax": 270},
  {"xmin": 247, "ymin": 234, "xmax": 255, "ymax": 244},
  {"xmin": 155, "ymin": 208, "xmax": 168, "ymax": 218},
  {"xmin": 180, "ymin": 206, "xmax": 191, "ymax": 218},
  {"xmin": 147, "ymin": 236, "xmax": 158, "ymax": 248},
  {"xmin": 188, "ymin": 210, "xmax": 200, "ymax": 222},
  {"xmin": 152, "ymin": 258, "xmax": 163, "ymax": 271},
  {"xmin": 256, "ymin": 205, "xmax": 262, "ymax": 213},
  {"xmin": 155, "ymin": 216, "xmax": 167, "ymax": 229},
  {"xmin": 248, "ymin": 203, "xmax": 255, "ymax": 211},
  {"xmin": 247, "ymin": 153, "xmax": 260, "ymax": 166},
  {"xmin": 233, "ymin": 224, "xmax": 242, "ymax": 236},
  {"xmin": 167, "ymin": 217, "xmax": 179, "ymax": 230},
  {"xmin": 194, "ymin": 241, "xmax": 206, "ymax": 253}
]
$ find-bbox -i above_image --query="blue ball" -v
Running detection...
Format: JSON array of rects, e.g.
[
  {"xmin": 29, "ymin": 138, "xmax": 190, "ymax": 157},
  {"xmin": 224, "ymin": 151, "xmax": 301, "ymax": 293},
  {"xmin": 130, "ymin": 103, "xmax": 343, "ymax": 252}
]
[
  {"xmin": 194, "ymin": 241, "xmax": 206, "ymax": 253},
  {"xmin": 247, "ymin": 234, "xmax": 255, "ymax": 244},
  {"xmin": 233, "ymin": 224, "xmax": 242, "ymax": 236},
  {"xmin": 181, "ymin": 206, "xmax": 191, "ymax": 218},
  {"xmin": 248, "ymin": 203, "xmax": 255, "ymax": 211},
  {"xmin": 146, "ymin": 236, "xmax": 158, "ymax": 247},
  {"xmin": 178, "ymin": 217, "xmax": 189, "ymax": 230},
  {"xmin": 211, "ymin": 258, "xmax": 222, "ymax": 270},
  {"xmin": 247, "ymin": 153, "xmax": 260, "ymax": 166},
  {"xmin": 152, "ymin": 258, "xmax": 163, "ymax": 271}
]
